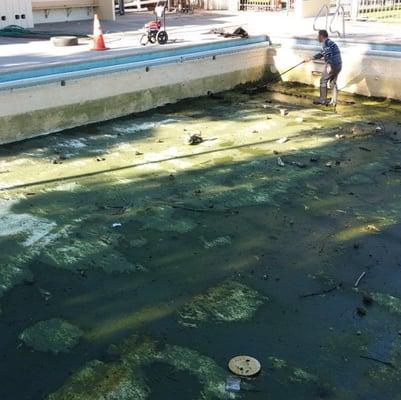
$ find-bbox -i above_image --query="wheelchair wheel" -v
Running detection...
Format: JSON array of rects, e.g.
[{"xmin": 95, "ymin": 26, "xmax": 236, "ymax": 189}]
[
  {"xmin": 157, "ymin": 30, "xmax": 168, "ymax": 45},
  {"xmin": 149, "ymin": 33, "xmax": 157, "ymax": 44},
  {"xmin": 140, "ymin": 34, "xmax": 149, "ymax": 46}
]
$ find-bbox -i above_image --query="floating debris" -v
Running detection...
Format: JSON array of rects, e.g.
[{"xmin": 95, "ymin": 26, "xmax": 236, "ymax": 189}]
[
  {"xmin": 356, "ymin": 307, "xmax": 367, "ymax": 317},
  {"xmin": 225, "ymin": 376, "xmax": 241, "ymax": 392},
  {"xmin": 277, "ymin": 157, "xmax": 285, "ymax": 167},
  {"xmin": 354, "ymin": 271, "xmax": 367, "ymax": 287},
  {"xmin": 276, "ymin": 136, "xmax": 289, "ymax": 144},
  {"xmin": 366, "ymin": 224, "xmax": 381, "ymax": 233},
  {"xmin": 279, "ymin": 109, "xmax": 288, "ymax": 116},
  {"xmin": 268, "ymin": 356, "xmax": 318, "ymax": 384},
  {"xmin": 228, "ymin": 355, "xmax": 261, "ymax": 377},
  {"xmin": 367, "ymin": 345, "xmax": 401, "ymax": 387},
  {"xmin": 291, "ymin": 161, "xmax": 306, "ymax": 169},
  {"xmin": 295, "ymin": 117, "xmax": 304, "ymax": 123},
  {"xmin": 362, "ymin": 294, "xmax": 373, "ymax": 306},
  {"xmin": 38, "ymin": 287, "xmax": 52, "ymax": 301},
  {"xmin": 268, "ymin": 357, "xmax": 287, "ymax": 369},
  {"xmin": 201, "ymin": 235, "xmax": 232, "ymax": 249},
  {"xmin": 187, "ymin": 134, "xmax": 203, "ymax": 145},
  {"xmin": 130, "ymin": 238, "xmax": 148, "ymax": 248},
  {"xmin": 178, "ymin": 280, "xmax": 267, "ymax": 325},
  {"xmin": 351, "ymin": 123, "xmax": 378, "ymax": 137},
  {"xmin": 290, "ymin": 368, "xmax": 318, "ymax": 383},
  {"xmin": 19, "ymin": 319, "xmax": 83, "ymax": 354},
  {"xmin": 141, "ymin": 206, "xmax": 196, "ymax": 233},
  {"xmin": 41, "ymin": 234, "xmax": 138, "ymax": 274},
  {"xmin": 370, "ymin": 292, "xmax": 401, "ymax": 315},
  {"xmin": 335, "ymin": 133, "xmax": 346, "ymax": 139}
]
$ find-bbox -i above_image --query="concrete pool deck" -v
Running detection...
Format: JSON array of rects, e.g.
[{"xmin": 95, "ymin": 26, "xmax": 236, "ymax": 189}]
[{"xmin": 1, "ymin": 11, "xmax": 401, "ymax": 73}]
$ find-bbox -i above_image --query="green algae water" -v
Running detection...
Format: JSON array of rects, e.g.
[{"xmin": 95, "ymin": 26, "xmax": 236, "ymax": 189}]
[{"xmin": 1, "ymin": 82, "xmax": 401, "ymax": 399}]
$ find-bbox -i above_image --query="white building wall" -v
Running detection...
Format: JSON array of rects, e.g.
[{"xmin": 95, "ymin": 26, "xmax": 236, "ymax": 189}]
[
  {"xmin": 33, "ymin": 7, "xmax": 95, "ymax": 24},
  {"xmin": 204, "ymin": 0, "xmax": 229, "ymax": 10},
  {"xmin": 0, "ymin": 0, "xmax": 34, "ymax": 29},
  {"xmin": 31, "ymin": 0, "xmax": 115, "ymax": 24}
]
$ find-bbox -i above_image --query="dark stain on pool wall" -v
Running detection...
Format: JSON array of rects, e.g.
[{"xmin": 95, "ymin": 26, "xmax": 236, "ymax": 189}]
[{"xmin": 1, "ymin": 82, "xmax": 401, "ymax": 399}]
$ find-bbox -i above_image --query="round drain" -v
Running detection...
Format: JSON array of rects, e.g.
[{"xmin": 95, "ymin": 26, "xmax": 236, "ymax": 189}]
[{"xmin": 228, "ymin": 355, "xmax": 261, "ymax": 377}]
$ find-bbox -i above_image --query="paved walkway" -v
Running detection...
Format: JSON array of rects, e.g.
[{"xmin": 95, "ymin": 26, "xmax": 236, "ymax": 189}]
[{"xmin": 0, "ymin": 10, "xmax": 400, "ymax": 72}]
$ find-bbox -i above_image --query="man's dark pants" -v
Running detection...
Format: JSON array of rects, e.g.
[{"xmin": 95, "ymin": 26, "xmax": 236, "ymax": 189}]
[{"xmin": 320, "ymin": 63, "xmax": 342, "ymax": 104}]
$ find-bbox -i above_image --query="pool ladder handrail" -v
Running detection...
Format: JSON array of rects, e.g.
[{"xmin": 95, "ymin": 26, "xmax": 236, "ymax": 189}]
[
  {"xmin": 330, "ymin": 4, "xmax": 346, "ymax": 38},
  {"xmin": 313, "ymin": 3, "xmax": 346, "ymax": 38},
  {"xmin": 313, "ymin": 4, "xmax": 329, "ymax": 32}
]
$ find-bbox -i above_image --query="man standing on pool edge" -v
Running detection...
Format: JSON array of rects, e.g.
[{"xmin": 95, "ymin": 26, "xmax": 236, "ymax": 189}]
[{"xmin": 311, "ymin": 30, "xmax": 342, "ymax": 106}]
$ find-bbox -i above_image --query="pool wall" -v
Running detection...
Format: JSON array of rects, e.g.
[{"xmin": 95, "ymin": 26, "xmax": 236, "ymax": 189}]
[
  {"xmin": 273, "ymin": 37, "xmax": 401, "ymax": 101},
  {"xmin": 0, "ymin": 37, "xmax": 274, "ymax": 145}
]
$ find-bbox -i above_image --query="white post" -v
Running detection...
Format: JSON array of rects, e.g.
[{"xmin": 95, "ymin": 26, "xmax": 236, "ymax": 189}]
[
  {"xmin": 295, "ymin": 0, "xmax": 330, "ymax": 18},
  {"xmin": 350, "ymin": 0, "xmax": 359, "ymax": 20},
  {"xmin": 97, "ymin": 0, "xmax": 116, "ymax": 19}
]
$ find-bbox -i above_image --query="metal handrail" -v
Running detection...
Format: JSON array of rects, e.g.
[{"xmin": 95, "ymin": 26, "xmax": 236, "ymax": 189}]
[
  {"xmin": 330, "ymin": 4, "xmax": 345, "ymax": 37},
  {"xmin": 313, "ymin": 4, "xmax": 329, "ymax": 32}
]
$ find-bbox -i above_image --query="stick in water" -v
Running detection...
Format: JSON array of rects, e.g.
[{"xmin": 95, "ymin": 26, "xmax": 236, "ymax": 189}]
[{"xmin": 354, "ymin": 271, "xmax": 366, "ymax": 288}]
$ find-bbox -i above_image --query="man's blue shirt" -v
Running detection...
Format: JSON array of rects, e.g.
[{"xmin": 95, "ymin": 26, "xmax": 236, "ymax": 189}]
[{"xmin": 314, "ymin": 38, "xmax": 342, "ymax": 67}]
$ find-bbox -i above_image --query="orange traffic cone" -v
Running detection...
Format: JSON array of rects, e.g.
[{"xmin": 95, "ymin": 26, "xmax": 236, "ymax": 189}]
[{"xmin": 91, "ymin": 14, "xmax": 108, "ymax": 51}]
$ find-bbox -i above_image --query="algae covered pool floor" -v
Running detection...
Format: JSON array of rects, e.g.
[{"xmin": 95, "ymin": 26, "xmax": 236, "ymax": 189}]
[{"xmin": 1, "ymin": 82, "xmax": 401, "ymax": 399}]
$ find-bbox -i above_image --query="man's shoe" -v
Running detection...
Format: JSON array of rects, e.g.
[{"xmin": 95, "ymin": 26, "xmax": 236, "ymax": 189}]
[{"xmin": 313, "ymin": 98, "xmax": 327, "ymax": 105}]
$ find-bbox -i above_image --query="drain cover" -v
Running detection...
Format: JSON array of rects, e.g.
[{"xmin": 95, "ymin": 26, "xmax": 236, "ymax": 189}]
[{"xmin": 228, "ymin": 355, "xmax": 261, "ymax": 377}]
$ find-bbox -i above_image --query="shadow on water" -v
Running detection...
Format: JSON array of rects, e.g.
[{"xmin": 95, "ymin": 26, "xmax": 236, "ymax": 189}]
[
  {"xmin": 144, "ymin": 362, "xmax": 202, "ymax": 400},
  {"xmin": 1, "ymin": 85, "xmax": 401, "ymax": 399}
]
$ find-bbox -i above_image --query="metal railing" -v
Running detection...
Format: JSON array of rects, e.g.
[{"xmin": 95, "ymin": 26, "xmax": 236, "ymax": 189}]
[
  {"xmin": 356, "ymin": 0, "xmax": 401, "ymax": 19},
  {"xmin": 330, "ymin": 4, "xmax": 346, "ymax": 37},
  {"xmin": 239, "ymin": 0, "xmax": 294, "ymax": 12},
  {"xmin": 313, "ymin": 4, "xmax": 329, "ymax": 31},
  {"xmin": 314, "ymin": 3, "xmax": 345, "ymax": 37}
]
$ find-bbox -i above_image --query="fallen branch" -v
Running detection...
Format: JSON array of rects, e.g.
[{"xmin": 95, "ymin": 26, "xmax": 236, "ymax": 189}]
[
  {"xmin": 170, "ymin": 204, "xmax": 239, "ymax": 214},
  {"xmin": 299, "ymin": 283, "xmax": 342, "ymax": 298},
  {"xmin": 354, "ymin": 271, "xmax": 367, "ymax": 288},
  {"xmin": 360, "ymin": 355, "xmax": 396, "ymax": 369}
]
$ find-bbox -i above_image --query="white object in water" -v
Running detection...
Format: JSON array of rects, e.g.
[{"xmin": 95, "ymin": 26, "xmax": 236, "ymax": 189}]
[
  {"xmin": 225, "ymin": 376, "xmax": 241, "ymax": 392},
  {"xmin": 228, "ymin": 355, "xmax": 261, "ymax": 377},
  {"xmin": 276, "ymin": 136, "xmax": 289, "ymax": 144},
  {"xmin": 277, "ymin": 157, "xmax": 285, "ymax": 167}
]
